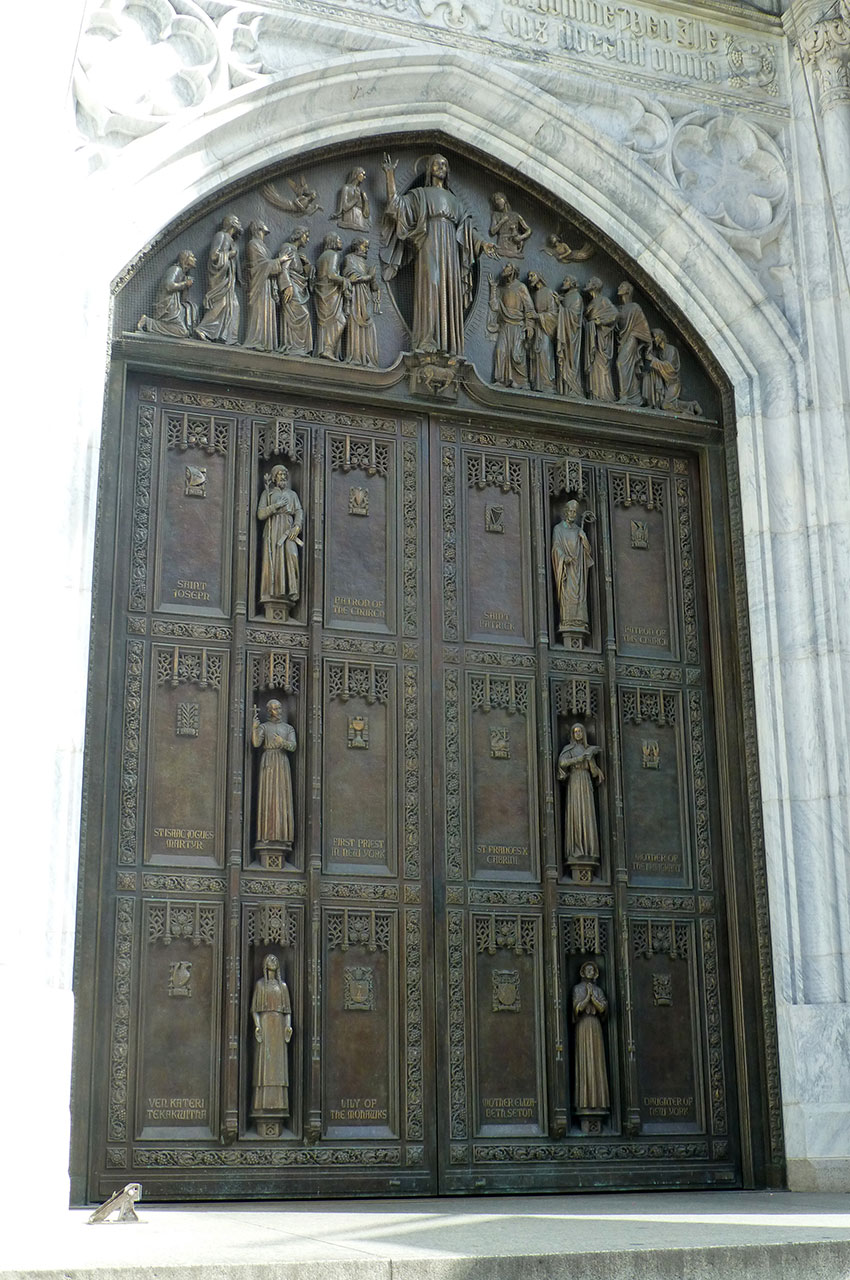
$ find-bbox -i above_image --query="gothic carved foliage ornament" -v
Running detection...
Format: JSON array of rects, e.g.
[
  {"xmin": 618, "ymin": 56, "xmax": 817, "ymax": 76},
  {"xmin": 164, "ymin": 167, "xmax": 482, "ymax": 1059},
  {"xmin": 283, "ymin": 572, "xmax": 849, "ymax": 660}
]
[{"xmin": 76, "ymin": 0, "xmax": 793, "ymax": 307}]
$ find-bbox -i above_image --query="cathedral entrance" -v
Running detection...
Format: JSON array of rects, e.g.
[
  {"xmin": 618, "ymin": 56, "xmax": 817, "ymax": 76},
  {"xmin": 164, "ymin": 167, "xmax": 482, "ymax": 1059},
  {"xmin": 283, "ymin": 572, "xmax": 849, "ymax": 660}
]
[{"xmin": 72, "ymin": 139, "xmax": 777, "ymax": 1202}]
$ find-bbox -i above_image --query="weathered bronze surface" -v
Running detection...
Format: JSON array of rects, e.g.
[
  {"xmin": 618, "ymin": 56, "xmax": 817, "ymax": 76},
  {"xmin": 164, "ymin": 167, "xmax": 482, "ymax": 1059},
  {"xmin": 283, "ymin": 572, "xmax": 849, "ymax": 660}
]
[{"xmin": 72, "ymin": 141, "xmax": 782, "ymax": 1205}]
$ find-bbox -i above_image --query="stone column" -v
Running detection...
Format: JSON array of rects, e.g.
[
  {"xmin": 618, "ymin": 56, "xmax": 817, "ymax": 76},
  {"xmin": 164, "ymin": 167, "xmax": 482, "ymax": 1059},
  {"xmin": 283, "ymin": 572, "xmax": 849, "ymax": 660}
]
[{"xmin": 786, "ymin": 0, "xmax": 850, "ymax": 270}]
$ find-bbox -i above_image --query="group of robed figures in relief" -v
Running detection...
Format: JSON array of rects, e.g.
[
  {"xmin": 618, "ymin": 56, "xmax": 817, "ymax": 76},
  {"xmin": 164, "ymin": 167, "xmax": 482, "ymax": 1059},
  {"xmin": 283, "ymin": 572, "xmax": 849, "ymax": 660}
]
[{"xmin": 136, "ymin": 152, "xmax": 697, "ymax": 415}]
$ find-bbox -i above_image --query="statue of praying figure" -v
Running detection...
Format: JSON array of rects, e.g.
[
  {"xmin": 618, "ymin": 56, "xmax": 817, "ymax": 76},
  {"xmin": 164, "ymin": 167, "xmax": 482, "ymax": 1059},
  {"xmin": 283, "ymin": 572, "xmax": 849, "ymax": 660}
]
[
  {"xmin": 251, "ymin": 953, "xmax": 293, "ymax": 1138},
  {"xmin": 572, "ymin": 960, "xmax": 610, "ymax": 1131},
  {"xmin": 137, "ymin": 250, "xmax": 198, "ymax": 338},
  {"xmin": 252, "ymin": 701, "xmax": 296, "ymax": 859},
  {"xmin": 331, "ymin": 167, "xmax": 371, "ymax": 232}
]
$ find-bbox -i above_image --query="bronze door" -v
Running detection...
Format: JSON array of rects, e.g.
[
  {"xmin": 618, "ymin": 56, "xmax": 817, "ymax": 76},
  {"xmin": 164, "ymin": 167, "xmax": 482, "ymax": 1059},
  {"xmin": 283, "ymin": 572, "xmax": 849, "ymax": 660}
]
[
  {"xmin": 429, "ymin": 417, "xmax": 739, "ymax": 1191},
  {"xmin": 77, "ymin": 373, "xmax": 740, "ymax": 1201}
]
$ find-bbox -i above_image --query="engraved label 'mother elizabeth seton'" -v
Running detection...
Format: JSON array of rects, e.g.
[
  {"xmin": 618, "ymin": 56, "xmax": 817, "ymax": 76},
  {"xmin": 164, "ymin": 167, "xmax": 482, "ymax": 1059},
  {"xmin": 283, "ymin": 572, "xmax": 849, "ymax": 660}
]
[
  {"xmin": 632, "ymin": 920, "xmax": 700, "ymax": 1131},
  {"xmin": 474, "ymin": 917, "xmax": 543, "ymax": 1134},
  {"xmin": 469, "ymin": 674, "xmax": 538, "ymax": 879},
  {"xmin": 325, "ymin": 434, "xmax": 394, "ymax": 633},
  {"xmin": 144, "ymin": 647, "xmax": 228, "ymax": 867},
  {"xmin": 609, "ymin": 469, "xmax": 676, "ymax": 658},
  {"xmin": 153, "ymin": 411, "xmax": 234, "ymax": 616},
  {"xmin": 464, "ymin": 451, "xmax": 532, "ymax": 646},
  {"xmin": 322, "ymin": 662, "xmax": 394, "ymax": 874},
  {"xmin": 324, "ymin": 910, "xmax": 396, "ymax": 1136},
  {"xmin": 136, "ymin": 898, "xmax": 221, "ymax": 1139},
  {"xmin": 620, "ymin": 687, "xmax": 687, "ymax": 883}
]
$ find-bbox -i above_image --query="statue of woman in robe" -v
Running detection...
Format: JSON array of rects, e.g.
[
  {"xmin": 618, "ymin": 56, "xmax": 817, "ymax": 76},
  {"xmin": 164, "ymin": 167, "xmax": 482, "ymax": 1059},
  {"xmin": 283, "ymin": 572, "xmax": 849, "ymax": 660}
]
[
  {"xmin": 380, "ymin": 152, "xmax": 495, "ymax": 356},
  {"xmin": 252, "ymin": 701, "xmax": 296, "ymax": 853},
  {"xmin": 551, "ymin": 499, "xmax": 594, "ymax": 641},
  {"xmin": 258, "ymin": 464, "xmax": 303, "ymax": 617},
  {"xmin": 251, "ymin": 953, "xmax": 292, "ymax": 1133},
  {"xmin": 572, "ymin": 960, "xmax": 610, "ymax": 1121},
  {"xmin": 557, "ymin": 722, "xmax": 604, "ymax": 877}
]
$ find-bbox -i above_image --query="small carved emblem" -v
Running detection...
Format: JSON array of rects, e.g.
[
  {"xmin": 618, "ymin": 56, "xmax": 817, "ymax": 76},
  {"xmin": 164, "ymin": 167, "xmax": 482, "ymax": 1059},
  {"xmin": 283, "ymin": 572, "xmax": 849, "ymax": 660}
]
[
  {"xmin": 641, "ymin": 739, "xmax": 660, "ymax": 769},
  {"xmin": 185, "ymin": 465, "xmax": 207, "ymax": 498},
  {"xmin": 485, "ymin": 504, "xmax": 505, "ymax": 534},
  {"xmin": 652, "ymin": 972, "xmax": 673, "ymax": 1007},
  {"xmin": 631, "ymin": 519, "xmax": 649, "ymax": 549},
  {"xmin": 490, "ymin": 726, "xmax": 511, "ymax": 759},
  {"xmin": 349, "ymin": 486, "xmax": 369, "ymax": 517},
  {"xmin": 344, "ymin": 965, "xmax": 375, "ymax": 1010},
  {"xmin": 168, "ymin": 960, "xmax": 193, "ymax": 998},
  {"xmin": 176, "ymin": 702, "xmax": 199, "ymax": 737},
  {"xmin": 347, "ymin": 714, "xmax": 369, "ymax": 749},
  {"xmin": 492, "ymin": 969, "xmax": 521, "ymax": 1012}
]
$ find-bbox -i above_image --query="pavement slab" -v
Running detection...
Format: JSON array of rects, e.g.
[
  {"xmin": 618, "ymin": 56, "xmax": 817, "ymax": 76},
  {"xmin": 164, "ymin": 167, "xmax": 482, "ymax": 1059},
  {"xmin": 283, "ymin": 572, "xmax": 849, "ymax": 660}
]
[{"xmin": 3, "ymin": 1191, "xmax": 850, "ymax": 1280}]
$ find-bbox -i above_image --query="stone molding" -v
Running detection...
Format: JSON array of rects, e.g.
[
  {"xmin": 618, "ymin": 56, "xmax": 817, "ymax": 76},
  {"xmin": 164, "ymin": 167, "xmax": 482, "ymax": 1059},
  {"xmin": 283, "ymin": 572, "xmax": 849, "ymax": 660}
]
[{"xmin": 785, "ymin": 0, "xmax": 850, "ymax": 110}]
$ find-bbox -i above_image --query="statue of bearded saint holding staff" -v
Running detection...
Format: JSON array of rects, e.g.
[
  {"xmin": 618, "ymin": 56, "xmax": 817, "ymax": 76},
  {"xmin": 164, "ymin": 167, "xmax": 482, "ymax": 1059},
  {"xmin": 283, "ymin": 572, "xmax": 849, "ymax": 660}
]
[{"xmin": 380, "ymin": 152, "xmax": 495, "ymax": 356}]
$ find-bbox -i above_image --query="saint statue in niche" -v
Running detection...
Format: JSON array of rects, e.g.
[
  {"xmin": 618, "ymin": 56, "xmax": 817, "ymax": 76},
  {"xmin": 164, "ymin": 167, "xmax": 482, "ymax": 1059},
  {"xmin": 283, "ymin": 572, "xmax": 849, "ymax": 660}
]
[
  {"xmin": 380, "ymin": 152, "xmax": 495, "ymax": 356},
  {"xmin": 195, "ymin": 214, "xmax": 242, "ymax": 344},
  {"xmin": 331, "ymin": 167, "xmax": 371, "ymax": 232},
  {"xmin": 258, "ymin": 465, "xmax": 303, "ymax": 620},
  {"xmin": 571, "ymin": 960, "xmax": 610, "ymax": 1130},
  {"xmin": 551, "ymin": 499, "xmax": 594, "ymax": 644},
  {"xmin": 557, "ymin": 722, "xmax": 604, "ymax": 881},
  {"xmin": 251, "ymin": 953, "xmax": 293, "ymax": 1138},
  {"xmin": 252, "ymin": 701, "xmax": 296, "ymax": 856},
  {"xmin": 137, "ymin": 250, "xmax": 198, "ymax": 338}
]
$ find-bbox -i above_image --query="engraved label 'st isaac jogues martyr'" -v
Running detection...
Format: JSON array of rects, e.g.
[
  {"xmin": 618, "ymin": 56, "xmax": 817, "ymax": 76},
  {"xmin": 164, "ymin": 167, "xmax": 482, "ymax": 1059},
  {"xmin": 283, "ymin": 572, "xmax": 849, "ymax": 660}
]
[{"xmin": 381, "ymin": 153, "xmax": 495, "ymax": 356}]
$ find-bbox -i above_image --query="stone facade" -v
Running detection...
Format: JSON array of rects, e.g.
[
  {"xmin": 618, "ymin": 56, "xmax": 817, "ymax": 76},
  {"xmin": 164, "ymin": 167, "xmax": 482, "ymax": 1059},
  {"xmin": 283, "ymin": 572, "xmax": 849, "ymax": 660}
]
[{"xmin": 4, "ymin": 0, "xmax": 849, "ymax": 1207}]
